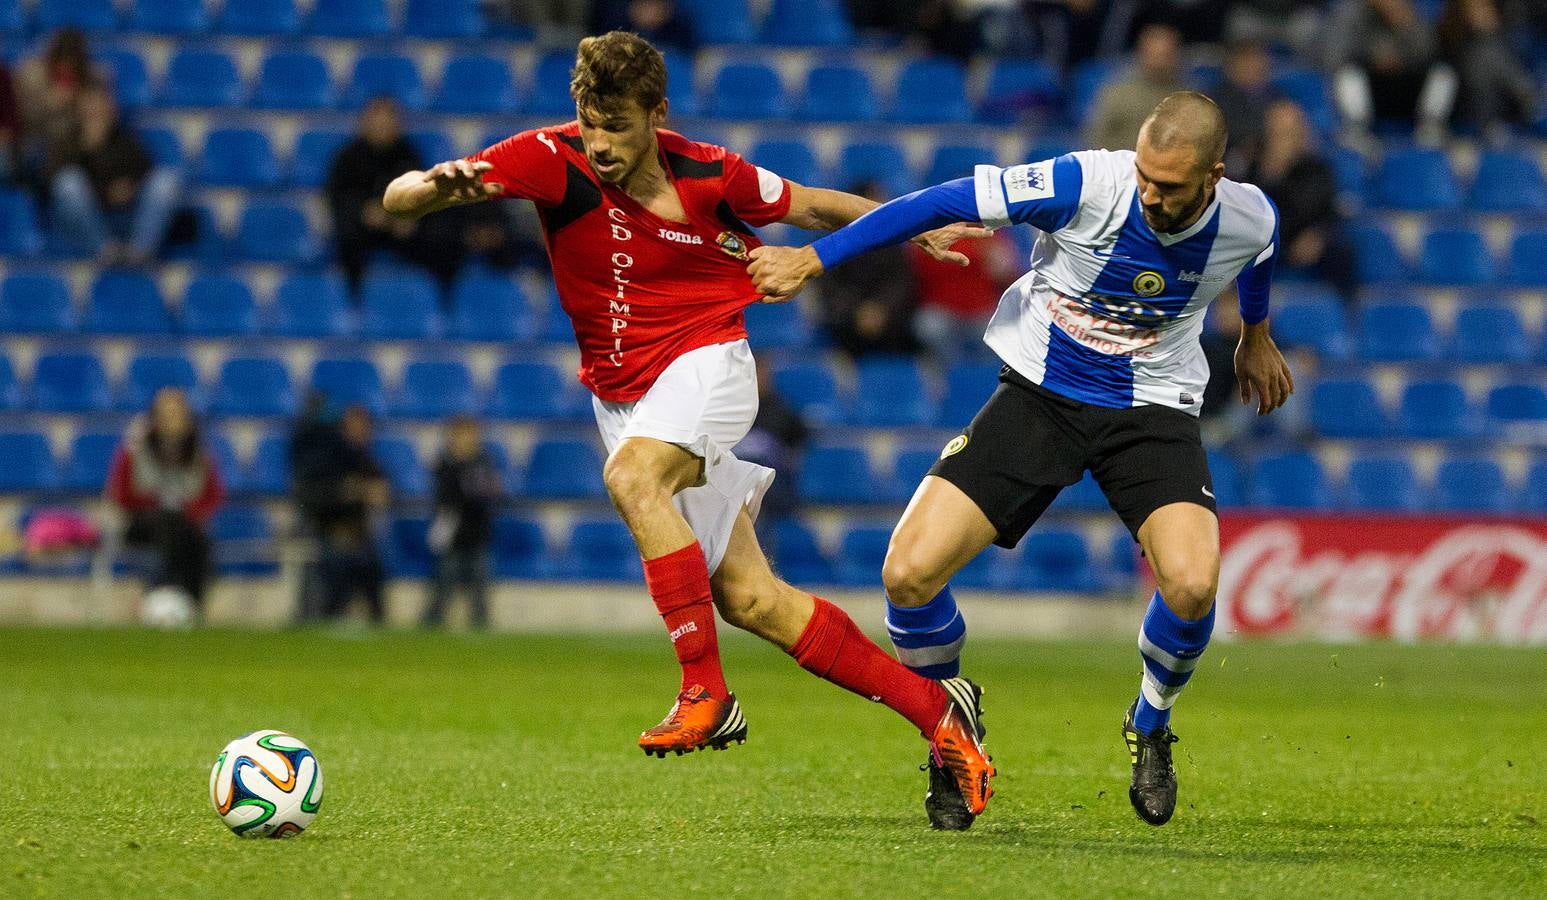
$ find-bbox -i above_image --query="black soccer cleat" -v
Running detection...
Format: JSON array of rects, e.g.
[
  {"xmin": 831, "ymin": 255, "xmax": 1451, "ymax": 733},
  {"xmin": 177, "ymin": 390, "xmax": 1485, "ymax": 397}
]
[
  {"xmin": 923, "ymin": 677, "xmax": 989, "ymax": 831},
  {"xmin": 1122, "ymin": 699, "xmax": 1180, "ymax": 826}
]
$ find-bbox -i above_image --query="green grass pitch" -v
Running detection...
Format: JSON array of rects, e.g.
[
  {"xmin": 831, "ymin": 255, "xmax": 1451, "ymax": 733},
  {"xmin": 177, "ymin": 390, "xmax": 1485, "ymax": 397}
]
[{"xmin": 2, "ymin": 626, "xmax": 1544, "ymax": 898}]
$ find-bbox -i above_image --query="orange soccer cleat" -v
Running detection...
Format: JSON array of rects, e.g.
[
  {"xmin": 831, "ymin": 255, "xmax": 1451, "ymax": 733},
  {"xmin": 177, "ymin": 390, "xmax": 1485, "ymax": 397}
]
[
  {"xmin": 927, "ymin": 677, "xmax": 995, "ymax": 817},
  {"xmin": 638, "ymin": 685, "xmax": 748, "ymax": 757}
]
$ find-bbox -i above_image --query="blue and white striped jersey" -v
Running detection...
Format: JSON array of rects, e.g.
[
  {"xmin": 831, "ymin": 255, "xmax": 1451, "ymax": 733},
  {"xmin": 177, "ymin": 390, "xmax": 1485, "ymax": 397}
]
[{"xmin": 972, "ymin": 149, "xmax": 1277, "ymax": 415}]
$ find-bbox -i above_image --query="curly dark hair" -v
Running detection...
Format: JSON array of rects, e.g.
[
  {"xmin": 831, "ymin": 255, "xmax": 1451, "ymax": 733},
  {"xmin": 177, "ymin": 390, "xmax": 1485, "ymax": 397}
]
[{"xmin": 569, "ymin": 31, "xmax": 667, "ymax": 116}]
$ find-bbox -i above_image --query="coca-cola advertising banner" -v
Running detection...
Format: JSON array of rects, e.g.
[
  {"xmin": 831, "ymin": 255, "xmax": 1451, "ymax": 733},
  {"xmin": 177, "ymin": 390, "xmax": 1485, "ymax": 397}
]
[{"xmin": 1217, "ymin": 515, "xmax": 1547, "ymax": 643}]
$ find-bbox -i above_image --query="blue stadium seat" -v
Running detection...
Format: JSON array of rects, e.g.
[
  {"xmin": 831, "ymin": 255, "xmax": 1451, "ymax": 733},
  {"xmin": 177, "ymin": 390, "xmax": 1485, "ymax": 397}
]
[
  {"xmin": 404, "ymin": 0, "xmax": 481, "ymax": 38},
  {"xmin": 359, "ymin": 272, "xmax": 443, "ymax": 340},
  {"xmin": 889, "ymin": 447, "xmax": 939, "ymax": 502},
  {"xmin": 1417, "ymin": 227, "xmax": 1493, "ymax": 286},
  {"xmin": 406, "ymin": 130, "xmax": 451, "ymax": 168},
  {"xmin": 1272, "ymin": 69, "xmax": 1337, "ymax": 134},
  {"xmin": 682, "ymin": 0, "xmax": 755, "ymax": 43},
  {"xmin": 836, "ymin": 141, "xmax": 913, "ymax": 196},
  {"xmin": 1206, "ymin": 449, "xmax": 1242, "ymax": 507},
  {"xmin": 1399, "ymin": 379, "xmax": 1475, "ymax": 439},
  {"xmin": 212, "ymin": 357, "xmax": 295, "ymax": 418},
  {"xmin": 308, "ymin": 0, "xmax": 390, "ymax": 36},
  {"xmin": 1330, "ymin": 145, "xmax": 1368, "ymax": 205},
  {"xmin": 1373, "ymin": 149, "xmax": 1461, "ymax": 210},
  {"xmin": 1468, "ymin": 149, "xmax": 1547, "ymax": 212},
  {"xmin": 978, "ymin": 60, "xmax": 1061, "ymax": 124},
  {"xmin": 1248, "ymin": 450, "xmax": 1332, "ymax": 509},
  {"xmin": 798, "ymin": 445, "xmax": 882, "ymax": 504},
  {"xmin": 1348, "ymin": 222, "xmax": 1409, "ymax": 284},
  {"xmin": 204, "ymin": 432, "xmax": 243, "ymax": 493},
  {"xmin": 121, "ymin": 354, "xmax": 198, "ymax": 412},
  {"xmin": 768, "ymin": 519, "xmax": 833, "ymax": 584},
  {"xmin": 523, "ymin": 438, "xmax": 605, "ymax": 499},
  {"xmin": 1272, "ymin": 299, "xmax": 1351, "ymax": 358},
  {"xmin": 382, "ymin": 516, "xmax": 432, "ymax": 578},
  {"xmin": 248, "ymin": 433, "xmax": 291, "ymax": 494},
  {"xmin": 1523, "ymin": 459, "xmax": 1547, "ymax": 514},
  {"xmin": 1309, "ymin": 378, "xmax": 1392, "ymax": 439},
  {"xmin": 937, "ymin": 363, "xmax": 997, "ymax": 427},
  {"xmin": 162, "ymin": 204, "xmax": 225, "ymax": 264},
  {"xmin": 85, "ymin": 271, "xmax": 171, "ymax": 334},
  {"xmin": 707, "ymin": 63, "xmax": 786, "ymax": 119},
  {"xmin": 891, "ymin": 59, "xmax": 970, "ymax": 124},
  {"xmin": 0, "ymin": 189, "xmax": 43, "ymax": 256},
  {"xmin": 37, "ymin": 0, "xmax": 115, "ymax": 30},
  {"xmin": 1048, "ymin": 471, "xmax": 1106, "ymax": 512},
  {"xmin": 1451, "ymin": 305, "xmax": 1528, "ymax": 363},
  {"xmin": 772, "ymin": 361, "xmax": 841, "ymax": 422},
  {"xmin": 747, "ymin": 140, "xmax": 819, "ymax": 188},
  {"xmin": 662, "ymin": 50, "xmax": 700, "ymax": 117},
  {"xmin": 0, "ymin": 432, "xmax": 58, "ymax": 491},
  {"xmin": 129, "ymin": 0, "xmax": 207, "ymax": 32},
  {"xmin": 199, "ymin": 129, "xmax": 279, "ymax": 188},
  {"xmin": 449, "ymin": 274, "xmax": 528, "ymax": 341},
  {"xmin": 373, "ymin": 437, "xmax": 428, "ymax": 498},
  {"xmin": 64, "ymin": 432, "xmax": 120, "ymax": 493},
  {"xmin": 0, "ymin": 356, "xmax": 20, "ymax": 411},
  {"xmin": 234, "ymin": 203, "xmax": 317, "ymax": 263},
  {"xmin": 138, "ymin": 127, "xmax": 182, "ymax": 167},
  {"xmin": 209, "ymin": 505, "xmax": 277, "ymax": 576},
  {"xmin": 1429, "ymin": 456, "xmax": 1511, "ymax": 512},
  {"xmin": 1356, "ymin": 302, "xmax": 1439, "ymax": 361},
  {"xmin": 797, "ymin": 65, "xmax": 878, "ymax": 121},
  {"xmin": 270, "ymin": 273, "xmax": 353, "ymax": 338},
  {"xmin": 218, "ymin": 0, "xmax": 298, "ymax": 34},
  {"xmin": 763, "ymin": 0, "xmax": 852, "ymax": 45},
  {"xmin": 161, "ymin": 49, "xmax": 239, "ymax": 107},
  {"xmin": 31, "ymin": 353, "xmax": 111, "ymax": 413},
  {"xmin": 925, "ymin": 144, "xmax": 993, "ymax": 185},
  {"xmin": 252, "ymin": 51, "xmax": 333, "ymax": 109},
  {"xmin": 1343, "ymin": 453, "xmax": 1420, "ymax": 511},
  {"xmin": 1, "ymin": 273, "xmax": 74, "ymax": 333},
  {"xmin": 310, "ymin": 358, "xmax": 385, "ymax": 415},
  {"xmin": 100, "ymin": 48, "xmax": 150, "ymax": 109},
  {"xmin": 290, "ymin": 129, "xmax": 349, "ymax": 188},
  {"xmin": 487, "ymin": 362, "xmax": 585, "ymax": 421},
  {"xmin": 742, "ymin": 300, "xmax": 810, "ymax": 349},
  {"xmin": 434, "ymin": 54, "xmax": 518, "ymax": 114},
  {"xmin": 393, "ymin": 361, "xmax": 478, "ymax": 419},
  {"xmin": 834, "ymin": 524, "xmax": 891, "ymax": 586},
  {"xmin": 345, "ymin": 53, "xmax": 425, "ymax": 110},
  {"xmin": 1504, "ymin": 231, "xmax": 1547, "ymax": 287},
  {"xmin": 182, "ymin": 275, "xmax": 257, "ymax": 337},
  {"xmin": 848, "ymin": 356, "xmax": 933, "ymax": 426},
  {"xmin": 529, "ymin": 50, "xmax": 579, "ymax": 117},
  {"xmin": 1013, "ymin": 529, "xmax": 1099, "ymax": 592},
  {"xmin": 492, "ymin": 515, "xmax": 547, "ymax": 579},
  {"xmin": 1487, "ymin": 383, "xmax": 1547, "ymax": 424},
  {"xmin": 560, "ymin": 519, "xmax": 643, "ymax": 581}
]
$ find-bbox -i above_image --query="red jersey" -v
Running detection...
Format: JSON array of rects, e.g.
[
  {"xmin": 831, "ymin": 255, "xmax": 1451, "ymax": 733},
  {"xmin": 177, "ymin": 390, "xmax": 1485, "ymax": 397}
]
[{"xmin": 471, "ymin": 124, "xmax": 792, "ymax": 402}]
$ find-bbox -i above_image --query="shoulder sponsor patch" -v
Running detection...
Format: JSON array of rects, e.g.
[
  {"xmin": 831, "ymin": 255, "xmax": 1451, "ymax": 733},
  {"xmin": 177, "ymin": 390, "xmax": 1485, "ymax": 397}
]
[{"xmin": 1004, "ymin": 160, "xmax": 1054, "ymax": 204}]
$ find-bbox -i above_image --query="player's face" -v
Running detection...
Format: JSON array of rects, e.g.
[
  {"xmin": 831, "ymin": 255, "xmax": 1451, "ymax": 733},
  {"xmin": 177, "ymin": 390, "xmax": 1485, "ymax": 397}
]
[
  {"xmin": 1134, "ymin": 138, "xmax": 1223, "ymax": 234},
  {"xmin": 577, "ymin": 100, "xmax": 665, "ymax": 185}
]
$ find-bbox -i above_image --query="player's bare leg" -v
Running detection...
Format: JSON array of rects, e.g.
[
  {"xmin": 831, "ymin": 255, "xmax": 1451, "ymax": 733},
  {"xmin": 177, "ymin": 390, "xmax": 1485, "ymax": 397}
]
[
  {"xmin": 1123, "ymin": 501, "xmax": 1220, "ymax": 825},
  {"xmin": 604, "ymin": 436, "xmax": 741, "ymax": 756},
  {"xmin": 711, "ymin": 508, "xmax": 995, "ymax": 818}
]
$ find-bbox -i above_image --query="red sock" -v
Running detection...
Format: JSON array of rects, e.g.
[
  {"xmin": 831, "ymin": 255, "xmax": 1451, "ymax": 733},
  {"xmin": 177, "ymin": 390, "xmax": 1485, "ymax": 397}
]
[
  {"xmin": 642, "ymin": 543, "xmax": 728, "ymax": 700},
  {"xmin": 789, "ymin": 597, "xmax": 948, "ymax": 735}
]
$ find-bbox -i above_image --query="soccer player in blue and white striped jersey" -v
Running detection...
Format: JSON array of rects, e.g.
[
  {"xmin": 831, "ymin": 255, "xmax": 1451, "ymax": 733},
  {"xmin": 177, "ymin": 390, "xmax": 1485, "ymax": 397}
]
[{"xmin": 749, "ymin": 92, "xmax": 1294, "ymax": 829}]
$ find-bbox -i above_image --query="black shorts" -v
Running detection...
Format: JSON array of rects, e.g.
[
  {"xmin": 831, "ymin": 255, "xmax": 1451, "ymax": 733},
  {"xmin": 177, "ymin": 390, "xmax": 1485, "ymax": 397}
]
[{"xmin": 929, "ymin": 366, "xmax": 1216, "ymax": 548}]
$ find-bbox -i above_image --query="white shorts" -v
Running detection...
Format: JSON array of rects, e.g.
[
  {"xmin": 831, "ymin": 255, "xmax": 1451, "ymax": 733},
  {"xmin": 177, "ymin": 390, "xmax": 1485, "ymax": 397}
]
[{"xmin": 592, "ymin": 339, "xmax": 776, "ymax": 574}]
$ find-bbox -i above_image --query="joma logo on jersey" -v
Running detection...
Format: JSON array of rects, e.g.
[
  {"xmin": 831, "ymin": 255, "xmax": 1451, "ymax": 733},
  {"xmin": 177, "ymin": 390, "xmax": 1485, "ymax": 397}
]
[
  {"xmin": 1178, "ymin": 269, "xmax": 1226, "ymax": 284},
  {"xmin": 658, "ymin": 228, "xmax": 703, "ymax": 245}
]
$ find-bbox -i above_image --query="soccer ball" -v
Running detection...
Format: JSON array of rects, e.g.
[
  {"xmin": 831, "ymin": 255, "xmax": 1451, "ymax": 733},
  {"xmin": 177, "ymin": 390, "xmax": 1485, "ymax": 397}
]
[
  {"xmin": 209, "ymin": 730, "xmax": 323, "ymax": 838},
  {"xmin": 141, "ymin": 586, "xmax": 194, "ymax": 629}
]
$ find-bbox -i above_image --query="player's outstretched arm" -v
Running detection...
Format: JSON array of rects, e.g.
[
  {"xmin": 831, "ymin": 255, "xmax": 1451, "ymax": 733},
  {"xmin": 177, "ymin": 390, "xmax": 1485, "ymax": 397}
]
[
  {"xmin": 383, "ymin": 159, "xmax": 504, "ymax": 220},
  {"xmin": 779, "ymin": 181, "xmax": 989, "ymax": 267}
]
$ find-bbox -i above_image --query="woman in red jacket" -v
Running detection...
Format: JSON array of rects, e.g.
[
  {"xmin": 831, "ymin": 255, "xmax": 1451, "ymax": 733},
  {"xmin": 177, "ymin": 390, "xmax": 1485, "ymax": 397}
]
[{"xmin": 106, "ymin": 387, "xmax": 224, "ymax": 613}]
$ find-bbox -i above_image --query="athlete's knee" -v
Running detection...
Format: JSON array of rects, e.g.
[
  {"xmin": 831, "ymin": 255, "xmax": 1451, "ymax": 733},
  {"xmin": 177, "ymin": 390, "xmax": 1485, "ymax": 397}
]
[
  {"xmin": 881, "ymin": 547, "xmax": 947, "ymax": 608},
  {"xmin": 602, "ymin": 448, "xmax": 669, "ymax": 514},
  {"xmin": 715, "ymin": 572, "xmax": 784, "ymax": 636},
  {"xmin": 1157, "ymin": 567, "xmax": 1218, "ymax": 620}
]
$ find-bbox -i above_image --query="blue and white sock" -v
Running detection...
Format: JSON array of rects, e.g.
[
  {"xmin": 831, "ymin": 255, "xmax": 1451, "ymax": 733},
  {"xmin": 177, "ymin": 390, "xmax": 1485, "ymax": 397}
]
[
  {"xmin": 1134, "ymin": 591, "xmax": 1215, "ymax": 734},
  {"xmin": 885, "ymin": 586, "xmax": 965, "ymax": 679}
]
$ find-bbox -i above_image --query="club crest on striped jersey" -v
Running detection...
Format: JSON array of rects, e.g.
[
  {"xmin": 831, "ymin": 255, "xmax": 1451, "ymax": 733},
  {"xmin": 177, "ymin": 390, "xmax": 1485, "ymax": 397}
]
[
  {"xmin": 1132, "ymin": 271, "xmax": 1165, "ymax": 297},
  {"xmin": 941, "ymin": 434, "xmax": 969, "ymax": 459},
  {"xmin": 715, "ymin": 231, "xmax": 749, "ymax": 260}
]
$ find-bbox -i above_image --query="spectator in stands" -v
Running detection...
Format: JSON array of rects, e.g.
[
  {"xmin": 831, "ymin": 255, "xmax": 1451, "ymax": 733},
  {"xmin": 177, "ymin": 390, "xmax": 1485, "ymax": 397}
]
[
  {"xmin": 1198, "ymin": 298, "xmax": 1244, "ymax": 437},
  {"xmin": 1324, "ymin": 0, "xmax": 1456, "ymax": 146},
  {"xmin": 1250, "ymin": 99, "xmax": 1359, "ymax": 304},
  {"xmin": 106, "ymin": 387, "xmax": 223, "ymax": 617},
  {"xmin": 0, "ymin": 62, "xmax": 19, "ymax": 183},
  {"xmin": 291, "ymin": 402, "xmax": 390, "ymax": 623},
  {"xmin": 48, "ymin": 82, "xmax": 179, "ymax": 264},
  {"xmin": 817, "ymin": 182, "xmax": 923, "ymax": 359},
  {"xmin": 1224, "ymin": 0, "xmax": 1325, "ymax": 57},
  {"xmin": 1437, "ymin": 0, "xmax": 1540, "ymax": 144},
  {"xmin": 421, "ymin": 416, "xmax": 501, "ymax": 629},
  {"xmin": 736, "ymin": 357, "xmax": 810, "ymax": 525},
  {"xmin": 592, "ymin": 0, "xmax": 697, "ymax": 52},
  {"xmin": 1212, "ymin": 38, "xmax": 1275, "ymax": 175},
  {"xmin": 487, "ymin": 0, "xmax": 591, "ymax": 38},
  {"xmin": 17, "ymin": 28, "xmax": 99, "ymax": 175},
  {"xmin": 907, "ymin": 229, "xmax": 1019, "ymax": 363},
  {"xmin": 1085, "ymin": 23, "xmax": 1186, "ymax": 151},
  {"xmin": 1016, "ymin": 0, "xmax": 1125, "ymax": 73}
]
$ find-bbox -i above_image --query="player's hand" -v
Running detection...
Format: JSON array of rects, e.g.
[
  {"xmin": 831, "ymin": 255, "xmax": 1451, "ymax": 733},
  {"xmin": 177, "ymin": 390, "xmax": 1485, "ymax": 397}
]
[
  {"xmin": 912, "ymin": 222, "xmax": 995, "ymax": 266},
  {"xmin": 748, "ymin": 245, "xmax": 825, "ymax": 303},
  {"xmin": 421, "ymin": 159, "xmax": 505, "ymax": 202},
  {"xmin": 1235, "ymin": 320, "xmax": 1294, "ymax": 416}
]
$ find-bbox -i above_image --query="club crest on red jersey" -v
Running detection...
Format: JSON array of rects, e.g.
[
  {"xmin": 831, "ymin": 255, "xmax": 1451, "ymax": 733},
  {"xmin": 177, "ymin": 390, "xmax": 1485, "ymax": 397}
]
[{"xmin": 715, "ymin": 231, "xmax": 749, "ymax": 260}]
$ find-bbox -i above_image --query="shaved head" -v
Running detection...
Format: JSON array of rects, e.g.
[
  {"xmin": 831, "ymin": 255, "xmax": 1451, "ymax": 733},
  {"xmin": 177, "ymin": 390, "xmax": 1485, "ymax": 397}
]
[{"xmin": 1139, "ymin": 91, "xmax": 1229, "ymax": 171}]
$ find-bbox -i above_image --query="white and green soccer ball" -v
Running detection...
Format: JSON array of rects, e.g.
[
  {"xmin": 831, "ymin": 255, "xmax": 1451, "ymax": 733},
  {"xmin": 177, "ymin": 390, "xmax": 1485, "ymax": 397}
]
[{"xmin": 209, "ymin": 730, "xmax": 323, "ymax": 837}]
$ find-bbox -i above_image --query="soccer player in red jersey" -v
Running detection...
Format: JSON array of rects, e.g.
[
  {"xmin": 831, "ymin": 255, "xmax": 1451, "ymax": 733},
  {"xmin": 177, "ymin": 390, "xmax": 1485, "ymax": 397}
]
[{"xmin": 383, "ymin": 32, "xmax": 994, "ymax": 819}]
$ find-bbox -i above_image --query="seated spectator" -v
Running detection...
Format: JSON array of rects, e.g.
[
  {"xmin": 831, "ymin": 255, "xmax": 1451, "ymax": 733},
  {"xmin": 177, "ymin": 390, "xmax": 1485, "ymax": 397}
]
[
  {"xmin": 907, "ymin": 229, "xmax": 1018, "ymax": 363},
  {"xmin": 1438, "ymin": 0, "xmax": 1539, "ymax": 143},
  {"xmin": 486, "ymin": 0, "xmax": 592, "ymax": 37},
  {"xmin": 737, "ymin": 357, "xmax": 810, "ymax": 525},
  {"xmin": 48, "ymin": 82, "xmax": 179, "ymax": 264},
  {"xmin": 1213, "ymin": 38, "xmax": 1275, "ymax": 174},
  {"xmin": 817, "ymin": 183, "xmax": 923, "ymax": 359},
  {"xmin": 1325, "ymin": 0, "xmax": 1456, "ymax": 145},
  {"xmin": 1085, "ymin": 23, "xmax": 1186, "ymax": 151},
  {"xmin": 0, "ymin": 62, "xmax": 19, "ymax": 183},
  {"xmin": 422, "ymin": 417, "xmax": 501, "ymax": 629},
  {"xmin": 592, "ymin": 0, "xmax": 697, "ymax": 52},
  {"xmin": 291, "ymin": 402, "xmax": 390, "ymax": 623},
  {"xmin": 1249, "ymin": 99, "xmax": 1359, "ymax": 304},
  {"xmin": 17, "ymin": 28, "xmax": 100, "ymax": 177},
  {"xmin": 106, "ymin": 387, "xmax": 224, "ymax": 618}
]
